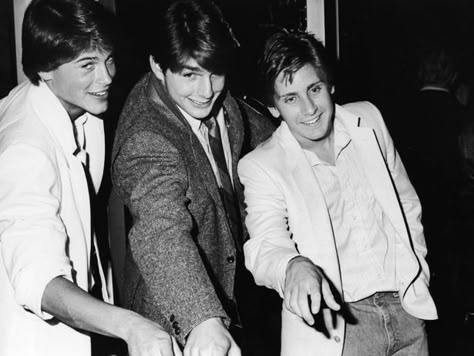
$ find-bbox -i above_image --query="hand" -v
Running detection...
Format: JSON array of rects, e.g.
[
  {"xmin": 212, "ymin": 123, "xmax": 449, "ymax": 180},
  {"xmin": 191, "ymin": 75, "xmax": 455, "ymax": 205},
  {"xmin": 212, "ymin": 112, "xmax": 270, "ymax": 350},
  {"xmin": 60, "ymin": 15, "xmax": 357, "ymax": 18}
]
[
  {"xmin": 125, "ymin": 314, "xmax": 182, "ymax": 356},
  {"xmin": 184, "ymin": 317, "xmax": 240, "ymax": 356},
  {"xmin": 284, "ymin": 256, "xmax": 340, "ymax": 326}
]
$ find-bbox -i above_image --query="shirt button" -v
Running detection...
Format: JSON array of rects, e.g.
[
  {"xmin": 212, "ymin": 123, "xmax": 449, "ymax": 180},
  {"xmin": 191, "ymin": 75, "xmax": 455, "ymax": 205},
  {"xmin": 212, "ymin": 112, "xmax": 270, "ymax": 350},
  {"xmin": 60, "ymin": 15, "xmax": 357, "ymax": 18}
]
[
  {"xmin": 333, "ymin": 335, "xmax": 341, "ymax": 343},
  {"xmin": 226, "ymin": 255, "xmax": 235, "ymax": 263}
]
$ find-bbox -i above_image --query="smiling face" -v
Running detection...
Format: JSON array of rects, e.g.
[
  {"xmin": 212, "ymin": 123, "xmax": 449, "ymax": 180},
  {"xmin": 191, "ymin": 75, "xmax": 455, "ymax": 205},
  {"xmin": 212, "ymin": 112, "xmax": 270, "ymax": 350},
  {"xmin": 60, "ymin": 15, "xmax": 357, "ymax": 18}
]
[
  {"xmin": 270, "ymin": 63, "xmax": 335, "ymax": 150},
  {"xmin": 151, "ymin": 56, "xmax": 226, "ymax": 120},
  {"xmin": 40, "ymin": 49, "xmax": 115, "ymax": 120}
]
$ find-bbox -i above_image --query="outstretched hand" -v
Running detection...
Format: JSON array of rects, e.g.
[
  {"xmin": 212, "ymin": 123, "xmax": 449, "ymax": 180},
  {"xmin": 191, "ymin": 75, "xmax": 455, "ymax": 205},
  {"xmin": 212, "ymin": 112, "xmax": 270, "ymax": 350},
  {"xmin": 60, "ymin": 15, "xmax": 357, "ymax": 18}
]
[
  {"xmin": 125, "ymin": 314, "xmax": 183, "ymax": 356},
  {"xmin": 184, "ymin": 317, "xmax": 240, "ymax": 356},
  {"xmin": 284, "ymin": 256, "xmax": 341, "ymax": 327}
]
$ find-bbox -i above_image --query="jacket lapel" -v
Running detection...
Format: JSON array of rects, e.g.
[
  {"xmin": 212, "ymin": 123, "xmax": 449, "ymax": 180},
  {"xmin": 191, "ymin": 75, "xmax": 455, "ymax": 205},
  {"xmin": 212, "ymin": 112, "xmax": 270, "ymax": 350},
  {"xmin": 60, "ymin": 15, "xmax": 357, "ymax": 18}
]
[
  {"xmin": 339, "ymin": 105, "xmax": 408, "ymax": 239},
  {"xmin": 146, "ymin": 75, "xmax": 229, "ymax": 216},
  {"xmin": 32, "ymin": 83, "xmax": 92, "ymax": 249},
  {"xmin": 276, "ymin": 123, "xmax": 342, "ymax": 288}
]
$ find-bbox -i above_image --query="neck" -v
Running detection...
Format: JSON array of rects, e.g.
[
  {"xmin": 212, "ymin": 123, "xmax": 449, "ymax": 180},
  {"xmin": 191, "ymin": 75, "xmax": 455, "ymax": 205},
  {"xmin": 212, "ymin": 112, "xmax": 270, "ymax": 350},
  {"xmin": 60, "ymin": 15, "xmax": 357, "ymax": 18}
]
[{"xmin": 302, "ymin": 131, "xmax": 335, "ymax": 165}]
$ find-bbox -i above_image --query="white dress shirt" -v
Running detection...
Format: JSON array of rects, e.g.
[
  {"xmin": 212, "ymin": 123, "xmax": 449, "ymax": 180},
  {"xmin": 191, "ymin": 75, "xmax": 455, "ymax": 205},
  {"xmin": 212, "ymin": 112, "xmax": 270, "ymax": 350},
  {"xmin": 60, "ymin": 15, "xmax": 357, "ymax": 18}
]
[
  {"xmin": 178, "ymin": 106, "xmax": 234, "ymax": 187},
  {"xmin": 303, "ymin": 119, "xmax": 398, "ymax": 301}
]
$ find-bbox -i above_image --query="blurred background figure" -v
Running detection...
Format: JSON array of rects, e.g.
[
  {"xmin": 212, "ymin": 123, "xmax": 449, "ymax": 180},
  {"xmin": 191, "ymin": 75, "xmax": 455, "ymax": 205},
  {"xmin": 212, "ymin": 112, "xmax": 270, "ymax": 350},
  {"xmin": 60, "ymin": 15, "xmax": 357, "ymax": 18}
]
[{"xmin": 396, "ymin": 43, "xmax": 469, "ymax": 356}]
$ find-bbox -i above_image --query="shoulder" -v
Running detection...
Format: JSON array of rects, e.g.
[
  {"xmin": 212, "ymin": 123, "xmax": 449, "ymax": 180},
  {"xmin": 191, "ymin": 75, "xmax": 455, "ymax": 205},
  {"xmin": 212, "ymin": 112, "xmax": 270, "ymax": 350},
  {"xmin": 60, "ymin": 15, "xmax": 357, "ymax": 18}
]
[
  {"xmin": 340, "ymin": 101, "xmax": 383, "ymax": 124},
  {"xmin": 0, "ymin": 85, "xmax": 54, "ymax": 155},
  {"xmin": 338, "ymin": 101, "xmax": 387, "ymax": 134},
  {"xmin": 239, "ymin": 124, "xmax": 284, "ymax": 170}
]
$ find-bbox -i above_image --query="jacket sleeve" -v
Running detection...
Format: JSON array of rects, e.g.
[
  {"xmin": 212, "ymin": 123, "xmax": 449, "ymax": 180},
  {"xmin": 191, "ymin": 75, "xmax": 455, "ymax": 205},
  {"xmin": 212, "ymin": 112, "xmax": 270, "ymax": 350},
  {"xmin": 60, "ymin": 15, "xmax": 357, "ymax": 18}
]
[
  {"xmin": 0, "ymin": 144, "xmax": 73, "ymax": 319},
  {"xmin": 238, "ymin": 155, "xmax": 299, "ymax": 298},
  {"xmin": 111, "ymin": 130, "xmax": 228, "ymax": 344},
  {"xmin": 363, "ymin": 102, "xmax": 428, "ymax": 266}
]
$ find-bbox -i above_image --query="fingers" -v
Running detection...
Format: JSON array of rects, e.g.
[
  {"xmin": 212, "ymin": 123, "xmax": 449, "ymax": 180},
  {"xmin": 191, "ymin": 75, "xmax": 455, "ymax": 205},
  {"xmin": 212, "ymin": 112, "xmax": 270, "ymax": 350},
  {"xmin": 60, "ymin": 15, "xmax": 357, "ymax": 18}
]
[
  {"xmin": 322, "ymin": 308, "xmax": 335, "ymax": 334},
  {"xmin": 286, "ymin": 286, "xmax": 318, "ymax": 325},
  {"xmin": 321, "ymin": 279, "xmax": 341, "ymax": 311}
]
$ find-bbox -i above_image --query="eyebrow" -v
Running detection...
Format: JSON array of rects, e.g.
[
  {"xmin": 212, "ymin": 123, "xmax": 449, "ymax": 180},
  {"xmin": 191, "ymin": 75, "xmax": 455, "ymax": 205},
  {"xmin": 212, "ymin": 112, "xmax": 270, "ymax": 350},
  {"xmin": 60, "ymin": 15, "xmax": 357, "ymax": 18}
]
[
  {"xmin": 75, "ymin": 52, "xmax": 114, "ymax": 63},
  {"xmin": 75, "ymin": 56, "xmax": 98, "ymax": 63},
  {"xmin": 181, "ymin": 65, "xmax": 204, "ymax": 73},
  {"xmin": 277, "ymin": 80, "xmax": 323, "ymax": 99}
]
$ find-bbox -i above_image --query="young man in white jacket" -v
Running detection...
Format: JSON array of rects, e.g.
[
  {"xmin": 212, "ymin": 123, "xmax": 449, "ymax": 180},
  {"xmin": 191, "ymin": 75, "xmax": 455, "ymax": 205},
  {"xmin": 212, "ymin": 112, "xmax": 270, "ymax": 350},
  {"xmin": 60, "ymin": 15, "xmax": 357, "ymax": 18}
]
[
  {"xmin": 238, "ymin": 30, "xmax": 437, "ymax": 356},
  {"xmin": 0, "ymin": 1, "xmax": 180, "ymax": 355}
]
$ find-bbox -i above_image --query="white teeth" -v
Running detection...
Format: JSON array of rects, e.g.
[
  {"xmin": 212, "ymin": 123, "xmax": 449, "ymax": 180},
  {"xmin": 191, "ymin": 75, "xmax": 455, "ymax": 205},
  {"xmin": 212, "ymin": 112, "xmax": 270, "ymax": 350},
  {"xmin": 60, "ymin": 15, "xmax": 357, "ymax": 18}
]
[
  {"xmin": 90, "ymin": 91, "xmax": 107, "ymax": 97},
  {"xmin": 189, "ymin": 97, "xmax": 212, "ymax": 105},
  {"xmin": 303, "ymin": 116, "xmax": 320, "ymax": 125}
]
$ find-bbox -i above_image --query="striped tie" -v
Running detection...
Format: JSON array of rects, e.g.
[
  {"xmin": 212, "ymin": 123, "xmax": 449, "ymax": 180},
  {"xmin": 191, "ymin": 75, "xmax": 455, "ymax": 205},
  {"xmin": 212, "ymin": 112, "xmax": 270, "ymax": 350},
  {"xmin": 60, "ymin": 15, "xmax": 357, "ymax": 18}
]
[{"xmin": 203, "ymin": 117, "xmax": 242, "ymax": 249}]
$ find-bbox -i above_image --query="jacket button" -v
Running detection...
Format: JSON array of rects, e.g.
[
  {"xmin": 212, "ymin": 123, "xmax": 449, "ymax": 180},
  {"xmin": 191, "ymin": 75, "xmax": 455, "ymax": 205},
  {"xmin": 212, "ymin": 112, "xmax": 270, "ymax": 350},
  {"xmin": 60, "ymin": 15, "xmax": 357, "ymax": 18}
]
[
  {"xmin": 226, "ymin": 255, "xmax": 235, "ymax": 263},
  {"xmin": 172, "ymin": 321, "xmax": 178, "ymax": 327},
  {"xmin": 170, "ymin": 314, "xmax": 175, "ymax": 322},
  {"xmin": 175, "ymin": 327, "xmax": 181, "ymax": 335}
]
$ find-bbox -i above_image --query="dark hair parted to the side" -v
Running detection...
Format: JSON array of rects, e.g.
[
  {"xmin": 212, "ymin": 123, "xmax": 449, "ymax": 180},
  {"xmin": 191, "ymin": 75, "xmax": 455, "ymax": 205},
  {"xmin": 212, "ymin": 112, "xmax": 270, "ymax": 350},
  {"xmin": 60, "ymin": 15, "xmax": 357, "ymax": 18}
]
[
  {"xmin": 260, "ymin": 30, "xmax": 334, "ymax": 106},
  {"xmin": 151, "ymin": 0, "xmax": 239, "ymax": 75},
  {"xmin": 22, "ymin": 0, "xmax": 115, "ymax": 85}
]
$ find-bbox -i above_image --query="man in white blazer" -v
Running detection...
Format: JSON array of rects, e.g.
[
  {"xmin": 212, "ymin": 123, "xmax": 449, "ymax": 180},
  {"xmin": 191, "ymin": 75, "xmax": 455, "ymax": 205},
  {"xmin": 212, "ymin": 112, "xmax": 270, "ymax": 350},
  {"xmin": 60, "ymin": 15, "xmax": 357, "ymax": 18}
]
[
  {"xmin": 0, "ymin": 1, "xmax": 179, "ymax": 355},
  {"xmin": 238, "ymin": 30, "xmax": 437, "ymax": 356}
]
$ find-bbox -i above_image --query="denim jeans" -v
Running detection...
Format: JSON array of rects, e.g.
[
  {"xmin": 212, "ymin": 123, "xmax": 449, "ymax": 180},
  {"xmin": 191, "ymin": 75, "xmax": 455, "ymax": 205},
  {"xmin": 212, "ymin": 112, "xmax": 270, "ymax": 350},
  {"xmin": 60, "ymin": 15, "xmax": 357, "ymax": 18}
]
[{"xmin": 342, "ymin": 292, "xmax": 428, "ymax": 356}]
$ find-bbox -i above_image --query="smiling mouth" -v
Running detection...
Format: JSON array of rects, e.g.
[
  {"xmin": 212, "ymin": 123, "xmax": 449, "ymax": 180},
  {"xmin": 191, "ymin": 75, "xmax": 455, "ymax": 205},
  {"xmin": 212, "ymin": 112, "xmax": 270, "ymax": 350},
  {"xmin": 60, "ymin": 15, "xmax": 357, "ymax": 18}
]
[
  {"xmin": 89, "ymin": 90, "xmax": 108, "ymax": 98},
  {"xmin": 302, "ymin": 114, "xmax": 322, "ymax": 126},
  {"xmin": 189, "ymin": 98, "xmax": 212, "ymax": 107}
]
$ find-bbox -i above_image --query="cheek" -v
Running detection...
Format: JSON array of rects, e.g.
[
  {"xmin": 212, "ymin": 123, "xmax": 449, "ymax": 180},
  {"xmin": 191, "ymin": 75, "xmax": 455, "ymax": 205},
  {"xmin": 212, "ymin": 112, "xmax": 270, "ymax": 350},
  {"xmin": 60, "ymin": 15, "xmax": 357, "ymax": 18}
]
[{"xmin": 212, "ymin": 77, "xmax": 225, "ymax": 93}]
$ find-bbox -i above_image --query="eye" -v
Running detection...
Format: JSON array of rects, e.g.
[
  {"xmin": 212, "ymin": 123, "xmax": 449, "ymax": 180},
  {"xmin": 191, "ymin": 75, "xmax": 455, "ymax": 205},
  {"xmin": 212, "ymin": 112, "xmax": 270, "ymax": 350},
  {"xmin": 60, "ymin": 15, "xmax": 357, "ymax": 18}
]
[
  {"xmin": 284, "ymin": 96, "xmax": 297, "ymax": 104},
  {"xmin": 182, "ymin": 72, "xmax": 196, "ymax": 79},
  {"xmin": 309, "ymin": 85, "xmax": 322, "ymax": 95},
  {"xmin": 81, "ymin": 61, "xmax": 95, "ymax": 70}
]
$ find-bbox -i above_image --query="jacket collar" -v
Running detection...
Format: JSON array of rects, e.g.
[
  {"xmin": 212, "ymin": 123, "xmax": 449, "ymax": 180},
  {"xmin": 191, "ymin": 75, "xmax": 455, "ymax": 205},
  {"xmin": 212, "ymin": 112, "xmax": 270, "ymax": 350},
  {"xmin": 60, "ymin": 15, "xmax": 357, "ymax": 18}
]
[{"xmin": 29, "ymin": 81, "xmax": 104, "ymax": 192}]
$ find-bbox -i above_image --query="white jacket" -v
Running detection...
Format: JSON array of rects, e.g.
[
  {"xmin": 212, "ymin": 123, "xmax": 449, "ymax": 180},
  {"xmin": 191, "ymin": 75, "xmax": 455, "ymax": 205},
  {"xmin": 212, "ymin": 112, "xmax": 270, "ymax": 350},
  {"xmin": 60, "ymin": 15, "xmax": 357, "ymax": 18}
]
[
  {"xmin": 238, "ymin": 102, "xmax": 437, "ymax": 356},
  {"xmin": 0, "ymin": 81, "xmax": 108, "ymax": 356}
]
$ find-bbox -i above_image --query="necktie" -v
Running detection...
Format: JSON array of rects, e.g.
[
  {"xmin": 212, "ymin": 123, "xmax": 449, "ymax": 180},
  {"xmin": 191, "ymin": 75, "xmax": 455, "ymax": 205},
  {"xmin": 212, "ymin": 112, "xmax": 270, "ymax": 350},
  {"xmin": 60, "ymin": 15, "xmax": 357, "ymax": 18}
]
[{"xmin": 203, "ymin": 117, "xmax": 242, "ymax": 249}]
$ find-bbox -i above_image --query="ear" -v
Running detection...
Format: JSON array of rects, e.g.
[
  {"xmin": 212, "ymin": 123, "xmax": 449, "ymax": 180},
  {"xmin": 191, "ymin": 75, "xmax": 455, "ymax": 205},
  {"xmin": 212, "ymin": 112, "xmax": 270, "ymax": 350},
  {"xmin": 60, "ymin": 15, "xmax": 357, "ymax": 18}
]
[
  {"xmin": 268, "ymin": 106, "xmax": 281, "ymax": 119},
  {"xmin": 38, "ymin": 71, "xmax": 53, "ymax": 82},
  {"xmin": 149, "ymin": 55, "xmax": 164, "ymax": 81},
  {"xmin": 330, "ymin": 85, "xmax": 335, "ymax": 95}
]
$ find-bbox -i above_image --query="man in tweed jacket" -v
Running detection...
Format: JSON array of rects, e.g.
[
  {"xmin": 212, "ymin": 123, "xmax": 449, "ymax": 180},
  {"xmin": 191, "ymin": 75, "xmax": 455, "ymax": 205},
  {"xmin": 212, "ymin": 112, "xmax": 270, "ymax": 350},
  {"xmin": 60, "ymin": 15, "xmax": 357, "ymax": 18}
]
[{"xmin": 111, "ymin": 1, "xmax": 275, "ymax": 355}]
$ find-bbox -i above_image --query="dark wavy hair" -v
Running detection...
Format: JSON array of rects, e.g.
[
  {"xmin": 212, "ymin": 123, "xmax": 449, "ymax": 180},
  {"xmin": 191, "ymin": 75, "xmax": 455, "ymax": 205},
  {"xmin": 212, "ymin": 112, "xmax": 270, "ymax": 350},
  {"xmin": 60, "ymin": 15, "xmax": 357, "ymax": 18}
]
[
  {"xmin": 260, "ymin": 30, "xmax": 334, "ymax": 106},
  {"xmin": 150, "ymin": 0, "xmax": 239, "ymax": 75},
  {"xmin": 22, "ymin": 0, "xmax": 115, "ymax": 85}
]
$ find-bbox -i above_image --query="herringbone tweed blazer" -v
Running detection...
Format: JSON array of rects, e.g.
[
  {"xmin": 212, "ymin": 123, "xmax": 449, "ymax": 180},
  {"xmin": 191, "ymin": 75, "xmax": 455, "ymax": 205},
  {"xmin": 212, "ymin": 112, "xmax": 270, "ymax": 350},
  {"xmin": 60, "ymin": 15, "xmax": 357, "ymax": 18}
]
[{"xmin": 111, "ymin": 72, "xmax": 275, "ymax": 345}]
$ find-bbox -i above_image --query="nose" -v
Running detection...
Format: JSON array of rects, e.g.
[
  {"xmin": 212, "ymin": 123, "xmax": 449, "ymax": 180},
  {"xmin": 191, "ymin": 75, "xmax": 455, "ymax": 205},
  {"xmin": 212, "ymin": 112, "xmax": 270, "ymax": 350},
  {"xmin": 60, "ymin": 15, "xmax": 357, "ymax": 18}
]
[
  {"xmin": 197, "ymin": 75, "xmax": 213, "ymax": 99},
  {"xmin": 97, "ymin": 61, "xmax": 115, "ymax": 85},
  {"xmin": 302, "ymin": 95, "xmax": 317, "ymax": 116}
]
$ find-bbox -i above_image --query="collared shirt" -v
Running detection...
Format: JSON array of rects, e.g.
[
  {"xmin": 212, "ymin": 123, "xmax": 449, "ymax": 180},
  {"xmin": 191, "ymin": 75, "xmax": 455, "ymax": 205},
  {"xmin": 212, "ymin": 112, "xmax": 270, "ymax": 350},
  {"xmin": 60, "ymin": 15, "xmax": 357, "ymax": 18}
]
[
  {"xmin": 178, "ymin": 106, "xmax": 234, "ymax": 187},
  {"xmin": 303, "ymin": 119, "xmax": 398, "ymax": 302}
]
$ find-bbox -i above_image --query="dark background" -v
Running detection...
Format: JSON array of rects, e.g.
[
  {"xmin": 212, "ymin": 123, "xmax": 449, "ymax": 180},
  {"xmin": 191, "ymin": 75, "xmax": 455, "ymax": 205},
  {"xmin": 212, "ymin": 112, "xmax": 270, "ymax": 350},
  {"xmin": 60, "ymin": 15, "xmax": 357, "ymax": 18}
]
[{"xmin": 2, "ymin": 0, "xmax": 474, "ymax": 116}]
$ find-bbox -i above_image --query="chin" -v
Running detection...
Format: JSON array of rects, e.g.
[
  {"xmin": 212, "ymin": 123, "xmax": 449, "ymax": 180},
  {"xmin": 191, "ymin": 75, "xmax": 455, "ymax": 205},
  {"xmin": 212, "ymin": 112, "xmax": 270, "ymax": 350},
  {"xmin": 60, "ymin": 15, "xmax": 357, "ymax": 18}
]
[{"xmin": 86, "ymin": 104, "xmax": 109, "ymax": 116}]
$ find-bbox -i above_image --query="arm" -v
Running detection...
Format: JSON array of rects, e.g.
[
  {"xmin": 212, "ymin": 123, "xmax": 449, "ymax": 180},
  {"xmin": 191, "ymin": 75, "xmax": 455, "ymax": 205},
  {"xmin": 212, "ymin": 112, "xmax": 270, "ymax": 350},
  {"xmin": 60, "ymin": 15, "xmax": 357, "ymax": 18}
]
[
  {"xmin": 238, "ymin": 156, "xmax": 339, "ymax": 325},
  {"xmin": 0, "ymin": 144, "xmax": 179, "ymax": 356},
  {"xmin": 361, "ymin": 102, "xmax": 428, "ymax": 262},
  {"xmin": 378, "ymin": 105, "xmax": 426, "ymax": 254},
  {"xmin": 42, "ymin": 277, "xmax": 181, "ymax": 356},
  {"xmin": 112, "ymin": 131, "xmax": 234, "ymax": 351}
]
